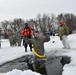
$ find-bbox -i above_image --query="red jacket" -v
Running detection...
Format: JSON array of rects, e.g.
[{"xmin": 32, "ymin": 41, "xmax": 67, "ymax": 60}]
[{"xmin": 22, "ymin": 26, "xmax": 33, "ymax": 37}]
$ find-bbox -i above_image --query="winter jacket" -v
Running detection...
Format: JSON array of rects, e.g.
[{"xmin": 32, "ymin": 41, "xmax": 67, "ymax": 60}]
[
  {"xmin": 32, "ymin": 34, "xmax": 50, "ymax": 56},
  {"xmin": 22, "ymin": 26, "xmax": 33, "ymax": 37},
  {"xmin": 22, "ymin": 26, "xmax": 33, "ymax": 45},
  {"xmin": 58, "ymin": 24, "xmax": 69, "ymax": 40}
]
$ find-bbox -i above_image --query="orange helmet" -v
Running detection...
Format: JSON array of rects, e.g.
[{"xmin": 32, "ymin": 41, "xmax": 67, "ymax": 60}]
[{"xmin": 60, "ymin": 20, "xmax": 65, "ymax": 25}]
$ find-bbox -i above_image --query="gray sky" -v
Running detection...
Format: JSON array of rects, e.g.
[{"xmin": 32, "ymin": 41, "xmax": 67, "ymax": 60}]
[{"xmin": 0, "ymin": 0, "xmax": 76, "ymax": 21}]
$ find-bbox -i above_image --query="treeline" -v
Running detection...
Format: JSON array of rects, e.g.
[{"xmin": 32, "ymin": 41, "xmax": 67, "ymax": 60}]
[{"xmin": 0, "ymin": 13, "xmax": 76, "ymax": 38}]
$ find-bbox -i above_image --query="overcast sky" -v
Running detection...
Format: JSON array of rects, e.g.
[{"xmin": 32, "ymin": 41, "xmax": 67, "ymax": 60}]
[{"xmin": 0, "ymin": 0, "xmax": 76, "ymax": 21}]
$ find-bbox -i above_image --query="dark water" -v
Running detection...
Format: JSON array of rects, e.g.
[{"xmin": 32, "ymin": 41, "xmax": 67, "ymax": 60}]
[
  {"xmin": 0, "ymin": 55, "xmax": 70, "ymax": 75},
  {"xmin": 46, "ymin": 57, "xmax": 62, "ymax": 75}
]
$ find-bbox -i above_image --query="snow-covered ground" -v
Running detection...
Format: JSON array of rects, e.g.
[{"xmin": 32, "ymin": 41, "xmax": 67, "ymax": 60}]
[{"xmin": 0, "ymin": 34, "xmax": 76, "ymax": 75}]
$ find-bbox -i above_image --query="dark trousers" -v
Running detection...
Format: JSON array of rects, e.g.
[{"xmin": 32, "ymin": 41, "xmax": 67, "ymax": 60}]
[{"xmin": 23, "ymin": 39, "xmax": 32, "ymax": 52}]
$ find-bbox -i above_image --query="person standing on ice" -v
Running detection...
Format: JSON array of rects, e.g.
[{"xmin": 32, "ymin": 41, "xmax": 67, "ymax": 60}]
[
  {"xmin": 21, "ymin": 23, "xmax": 33, "ymax": 52},
  {"xmin": 31, "ymin": 30, "xmax": 50, "ymax": 73},
  {"xmin": 58, "ymin": 20, "xmax": 70, "ymax": 49}
]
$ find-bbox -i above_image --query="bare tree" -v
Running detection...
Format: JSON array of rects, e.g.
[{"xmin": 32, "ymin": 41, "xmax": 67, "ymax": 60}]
[
  {"xmin": 36, "ymin": 14, "xmax": 42, "ymax": 31},
  {"xmin": 1, "ymin": 20, "xmax": 9, "ymax": 38}
]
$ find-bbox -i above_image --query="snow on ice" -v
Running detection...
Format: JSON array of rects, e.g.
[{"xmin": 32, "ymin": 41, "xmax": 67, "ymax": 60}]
[{"xmin": 0, "ymin": 34, "xmax": 76, "ymax": 75}]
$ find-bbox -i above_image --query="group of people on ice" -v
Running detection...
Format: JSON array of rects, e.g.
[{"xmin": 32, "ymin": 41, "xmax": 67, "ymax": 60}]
[
  {"xmin": 21, "ymin": 20, "xmax": 70, "ymax": 75},
  {"xmin": 22, "ymin": 20, "xmax": 70, "ymax": 53},
  {"xmin": 0, "ymin": 20, "xmax": 71, "ymax": 75}
]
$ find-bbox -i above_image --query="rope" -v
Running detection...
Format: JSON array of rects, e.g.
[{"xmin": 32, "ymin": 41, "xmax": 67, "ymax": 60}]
[{"xmin": 32, "ymin": 44, "xmax": 45, "ymax": 58}]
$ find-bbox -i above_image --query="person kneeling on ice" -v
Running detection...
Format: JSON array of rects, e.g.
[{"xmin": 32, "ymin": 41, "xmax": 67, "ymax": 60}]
[
  {"xmin": 58, "ymin": 20, "xmax": 70, "ymax": 49},
  {"xmin": 31, "ymin": 30, "xmax": 50, "ymax": 75}
]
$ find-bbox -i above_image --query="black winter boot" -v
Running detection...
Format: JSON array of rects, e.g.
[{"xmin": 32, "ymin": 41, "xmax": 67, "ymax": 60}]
[{"xmin": 25, "ymin": 48, "xmax": 27, "ymax": 52}]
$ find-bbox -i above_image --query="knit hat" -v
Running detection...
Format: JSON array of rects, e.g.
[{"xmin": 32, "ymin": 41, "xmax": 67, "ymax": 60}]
[
  {"xmin": 25, "ymin": 23, "xmax": 28, "ymax": 26},
  {"xmin": 60, "ymin": 20, "xmax": 65, "ymax": 25}
]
